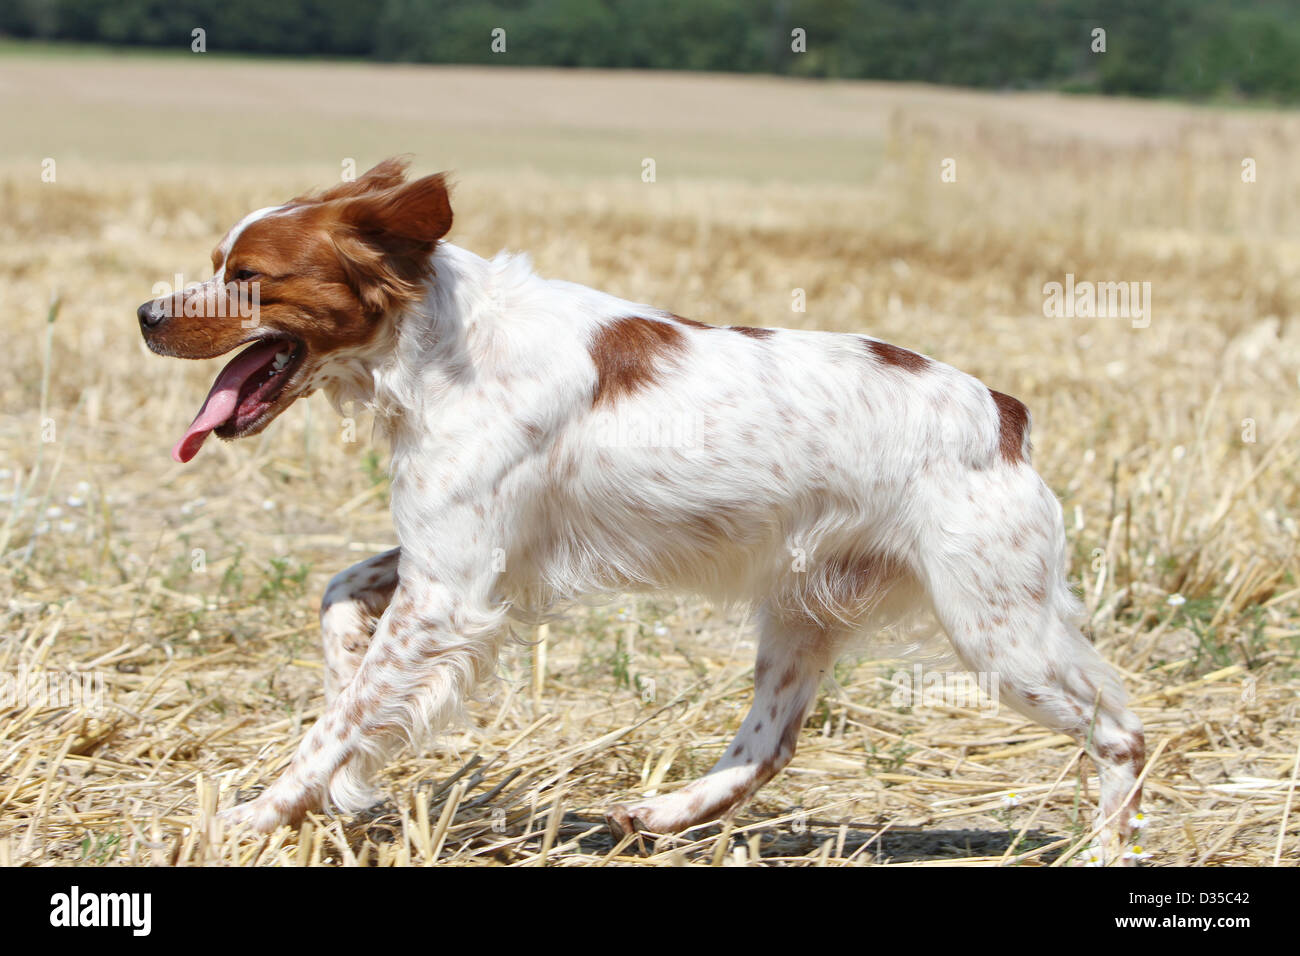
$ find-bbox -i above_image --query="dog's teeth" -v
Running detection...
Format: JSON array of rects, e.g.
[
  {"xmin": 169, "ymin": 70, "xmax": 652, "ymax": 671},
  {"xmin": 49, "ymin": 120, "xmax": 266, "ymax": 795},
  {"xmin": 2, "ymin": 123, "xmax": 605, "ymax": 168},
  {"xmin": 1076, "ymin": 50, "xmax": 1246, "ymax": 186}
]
[{"xmin": 272, "ymin": 350, "xmax": 290, "ymax": 370}]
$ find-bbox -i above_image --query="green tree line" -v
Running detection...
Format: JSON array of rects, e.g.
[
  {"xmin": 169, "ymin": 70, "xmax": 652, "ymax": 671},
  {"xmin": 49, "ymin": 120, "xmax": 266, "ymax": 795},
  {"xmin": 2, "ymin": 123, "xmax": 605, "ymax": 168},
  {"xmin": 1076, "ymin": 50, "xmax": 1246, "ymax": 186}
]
[{"xmin": 4, "ymin": 0, "xmax": 1300, "ymax": 102}]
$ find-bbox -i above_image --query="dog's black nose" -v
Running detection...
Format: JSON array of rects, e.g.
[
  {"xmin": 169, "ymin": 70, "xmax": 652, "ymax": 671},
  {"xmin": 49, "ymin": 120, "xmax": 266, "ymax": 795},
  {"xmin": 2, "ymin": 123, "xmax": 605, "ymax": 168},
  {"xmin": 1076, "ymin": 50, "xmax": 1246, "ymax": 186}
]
[{"xmin": 137, "ymin": 300, "xmax": 166, "ymax": 329}]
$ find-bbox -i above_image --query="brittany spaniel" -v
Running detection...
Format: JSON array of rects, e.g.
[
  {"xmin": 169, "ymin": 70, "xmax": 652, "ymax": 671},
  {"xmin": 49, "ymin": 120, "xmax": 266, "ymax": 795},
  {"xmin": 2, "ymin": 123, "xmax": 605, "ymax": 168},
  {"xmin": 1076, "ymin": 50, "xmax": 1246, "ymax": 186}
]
[{"xmin": 136, "ymin": 159, "xmax": 1146, "ymax": 862}]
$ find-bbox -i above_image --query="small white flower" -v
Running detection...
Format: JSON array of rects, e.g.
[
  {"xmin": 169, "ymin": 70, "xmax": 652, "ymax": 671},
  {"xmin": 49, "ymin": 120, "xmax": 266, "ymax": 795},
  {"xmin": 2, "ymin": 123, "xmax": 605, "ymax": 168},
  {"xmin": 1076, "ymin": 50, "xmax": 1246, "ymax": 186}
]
[
  {"xmin": 66, "ymin": 496, "xmax": 85, "ymax": 508},
  {"xmin": 35, "ymin": 521, "xmax": 50, "ymax": 534},
  {"xmin": 45, "ymin": 506, "xmax": 62, "ymax": 519},
  {"xmin": 261, "ymin": 499, "xmax": 276, "ymax": 511},
  {"xmin": 616, "ymin": 606, "xmax": 631, "ymax": 621},
  {"xmin": 1128, "ymin": 811, "xmax": 1148, "ymax": 830},
  {"xmin": 1082, "ymin": 851, "xmax": 1105, "ymax": 867},
  {"xmin": 1122, "ymin": 845, "xmax": 1153, "ymax": 862},
  {"xmin": 653, "ymin": 622, "xmax": 668, "ymax": 636},
  {"xmin": 75, "ymin": 481, "xmax": 91, "ymax": 494},
  {"xmin": 1166, "ymin": 593, "xmax": 1186, "ymax": 607},
  {"xmin": 58, "ymin": 520, "xmax": 77, "ymax": 533},
  {"xmin": 1000, "ymin": 792, "xmax": 1021, "ymax": 808}
]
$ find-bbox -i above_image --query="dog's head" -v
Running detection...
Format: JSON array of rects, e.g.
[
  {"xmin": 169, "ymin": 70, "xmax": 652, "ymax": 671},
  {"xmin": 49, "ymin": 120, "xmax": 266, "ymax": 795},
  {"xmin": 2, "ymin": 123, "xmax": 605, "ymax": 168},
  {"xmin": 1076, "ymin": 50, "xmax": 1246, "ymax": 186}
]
[{"xmin": 137, "ymin": 158, "xmax": 452, "ymax": 462}]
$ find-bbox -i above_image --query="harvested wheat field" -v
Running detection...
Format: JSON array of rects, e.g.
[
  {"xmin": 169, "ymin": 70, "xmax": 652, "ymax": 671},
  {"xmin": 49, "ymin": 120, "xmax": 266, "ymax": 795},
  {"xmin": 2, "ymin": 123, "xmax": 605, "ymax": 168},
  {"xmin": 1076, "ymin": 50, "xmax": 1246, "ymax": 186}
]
[{"xmin": 0, "ymin": 52, "xmax": 1297, "ymax": 867}]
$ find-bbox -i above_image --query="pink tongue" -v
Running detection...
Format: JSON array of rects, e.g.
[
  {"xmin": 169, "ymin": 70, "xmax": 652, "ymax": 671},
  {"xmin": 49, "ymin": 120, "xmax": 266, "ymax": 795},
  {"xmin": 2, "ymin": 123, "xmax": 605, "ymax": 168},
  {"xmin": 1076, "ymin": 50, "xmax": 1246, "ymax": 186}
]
[{"xmin": 172, "ymin": 340, "xmax": 286, "ymax": 463}]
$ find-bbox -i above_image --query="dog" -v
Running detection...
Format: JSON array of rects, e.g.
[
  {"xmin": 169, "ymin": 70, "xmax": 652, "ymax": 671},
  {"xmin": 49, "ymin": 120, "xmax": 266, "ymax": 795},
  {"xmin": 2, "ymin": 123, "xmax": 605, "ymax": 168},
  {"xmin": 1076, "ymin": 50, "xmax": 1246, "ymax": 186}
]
[{"xmin": 136, "ymin": 159, "xmax": 1146, "ymax": 861}]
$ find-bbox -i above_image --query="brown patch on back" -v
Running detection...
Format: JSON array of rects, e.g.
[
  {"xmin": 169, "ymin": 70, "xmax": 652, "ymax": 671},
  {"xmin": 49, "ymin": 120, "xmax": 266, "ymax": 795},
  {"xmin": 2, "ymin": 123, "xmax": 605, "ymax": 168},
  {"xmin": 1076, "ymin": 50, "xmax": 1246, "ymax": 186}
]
[
  {"xmin": 866, "ymin": 339, "xmax": 930, "ymax": 372},
  {"xmin": 589, "ymin": 317, "xmax": 686, "ymax": 406},
  {"xmin": 989, "ymin": 388, "xmax": 1031, "ymax": 464},
  {"xmin": 669, "ymin": 315, "xmax": 775, "ymax": 339}
]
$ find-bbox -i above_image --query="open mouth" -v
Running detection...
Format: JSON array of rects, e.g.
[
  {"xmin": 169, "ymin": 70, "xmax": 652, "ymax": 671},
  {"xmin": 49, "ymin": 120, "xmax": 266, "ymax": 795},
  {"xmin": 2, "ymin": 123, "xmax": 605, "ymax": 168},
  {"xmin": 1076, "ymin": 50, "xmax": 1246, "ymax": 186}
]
[{"xmin": 172, "ymin": 337, "xmax": 306, "ymax": 463}]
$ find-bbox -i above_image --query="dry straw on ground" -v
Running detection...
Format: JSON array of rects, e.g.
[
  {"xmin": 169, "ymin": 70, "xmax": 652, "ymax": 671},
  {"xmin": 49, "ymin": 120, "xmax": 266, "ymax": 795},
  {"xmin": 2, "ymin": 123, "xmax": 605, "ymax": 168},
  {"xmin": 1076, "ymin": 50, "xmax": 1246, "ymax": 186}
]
[{"xmin": 0, "ymin": 57, "xmax": 1297, "ymax": 866}]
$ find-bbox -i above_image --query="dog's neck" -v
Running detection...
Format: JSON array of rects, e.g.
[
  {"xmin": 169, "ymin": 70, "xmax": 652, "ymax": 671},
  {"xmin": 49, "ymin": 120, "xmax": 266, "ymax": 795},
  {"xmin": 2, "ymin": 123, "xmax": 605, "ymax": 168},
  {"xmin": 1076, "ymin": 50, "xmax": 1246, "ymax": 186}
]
[{"xmin": 316, "ymin": 242, "xmax": 491, "ymax": 438}]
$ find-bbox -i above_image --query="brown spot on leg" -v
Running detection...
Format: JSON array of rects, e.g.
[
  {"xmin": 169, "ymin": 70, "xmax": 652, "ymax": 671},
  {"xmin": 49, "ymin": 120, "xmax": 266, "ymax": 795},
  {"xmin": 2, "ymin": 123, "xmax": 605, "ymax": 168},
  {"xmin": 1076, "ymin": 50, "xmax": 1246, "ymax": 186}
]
[
  {"xmin": 777, "ymin": 665, "xmax": 799, "ymax": 691},
  {"xmin": 1129, "ymin": 733, "xmax": 1147, "ymax": 770},
  {"xmin": 1097, "ymin": 733, "xmax": 1146, "ymax": 770}
]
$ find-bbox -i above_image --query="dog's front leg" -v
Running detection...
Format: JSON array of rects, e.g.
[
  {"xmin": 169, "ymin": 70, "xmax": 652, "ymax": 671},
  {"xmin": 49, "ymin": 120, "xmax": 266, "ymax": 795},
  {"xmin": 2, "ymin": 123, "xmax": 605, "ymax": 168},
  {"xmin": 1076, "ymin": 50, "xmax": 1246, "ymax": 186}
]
[{"xmin": 220, "ymin": 579, "xmax": 502, "ymax": 833}]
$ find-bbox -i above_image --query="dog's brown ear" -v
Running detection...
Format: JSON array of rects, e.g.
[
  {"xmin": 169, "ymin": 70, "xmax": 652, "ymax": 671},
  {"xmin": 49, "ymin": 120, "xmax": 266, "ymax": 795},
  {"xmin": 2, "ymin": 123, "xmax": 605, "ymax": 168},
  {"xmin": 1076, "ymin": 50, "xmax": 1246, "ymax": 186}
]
[
  {"xmin": 341, "ymin": 172, "xmax": 453, "ymax": 246},
  {"xmin": 300, "ymin": 157, "xmax": 414, "ymax": 203},
  {"xmin": 330, "ymin": 172, "xmax": 454, "ymax": 316}
]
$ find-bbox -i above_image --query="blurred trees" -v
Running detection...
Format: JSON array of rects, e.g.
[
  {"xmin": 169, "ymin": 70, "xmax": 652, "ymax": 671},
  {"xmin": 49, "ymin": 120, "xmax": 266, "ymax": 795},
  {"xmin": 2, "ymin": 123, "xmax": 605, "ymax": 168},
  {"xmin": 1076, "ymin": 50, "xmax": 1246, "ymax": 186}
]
[{"xmin": 4, "ymin": 0, "xmax": 1300, "ymax": 102}]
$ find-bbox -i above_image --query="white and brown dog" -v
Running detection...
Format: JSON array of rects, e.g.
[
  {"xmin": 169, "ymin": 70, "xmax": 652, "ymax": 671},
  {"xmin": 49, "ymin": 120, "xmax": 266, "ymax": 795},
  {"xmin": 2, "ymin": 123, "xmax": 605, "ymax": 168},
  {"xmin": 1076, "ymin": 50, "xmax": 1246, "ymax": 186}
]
[{"xmin": 137, "ymin": 159, "xmax": 1145, "ymax": 860}]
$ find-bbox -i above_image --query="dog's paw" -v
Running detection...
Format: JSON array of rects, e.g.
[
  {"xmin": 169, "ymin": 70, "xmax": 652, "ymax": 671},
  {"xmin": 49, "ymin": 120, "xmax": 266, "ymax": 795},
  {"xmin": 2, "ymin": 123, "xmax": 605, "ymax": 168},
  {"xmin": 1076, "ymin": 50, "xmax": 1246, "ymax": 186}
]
[
  {"xmin": 604, "ymin": 794, "xmax": 695, "ymax": 836},
  {"xmin": 217, "ymin": 797, "xmax": 288, "ymax": 835},
  {"xmin": 604, "ymin": 803, "xmax": 645, "ymax": 836}
]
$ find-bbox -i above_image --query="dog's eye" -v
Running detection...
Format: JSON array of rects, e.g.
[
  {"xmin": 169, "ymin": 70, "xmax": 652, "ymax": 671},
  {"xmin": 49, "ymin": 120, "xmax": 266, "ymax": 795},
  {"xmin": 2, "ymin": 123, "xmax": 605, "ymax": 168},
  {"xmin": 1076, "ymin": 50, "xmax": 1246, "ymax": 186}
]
[{"xmin": 233, "ymin": 269, "xmax": 261, "ymax": 282}]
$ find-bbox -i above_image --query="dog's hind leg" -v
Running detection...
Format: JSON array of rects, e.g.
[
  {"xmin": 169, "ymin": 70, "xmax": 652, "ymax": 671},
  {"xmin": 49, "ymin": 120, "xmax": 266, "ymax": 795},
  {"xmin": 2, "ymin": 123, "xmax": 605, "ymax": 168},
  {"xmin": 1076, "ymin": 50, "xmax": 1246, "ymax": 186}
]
[
  {"xmin": 319, "ymin": 548, "xmax": 400, "ymax": 705},
  {"xmin": 915, "ymin": 468, "xmax": 1146, "ymax": 864},
  {"xmin": 606, "ymin": 606, "xmax": 841, "ymax": 837}
]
